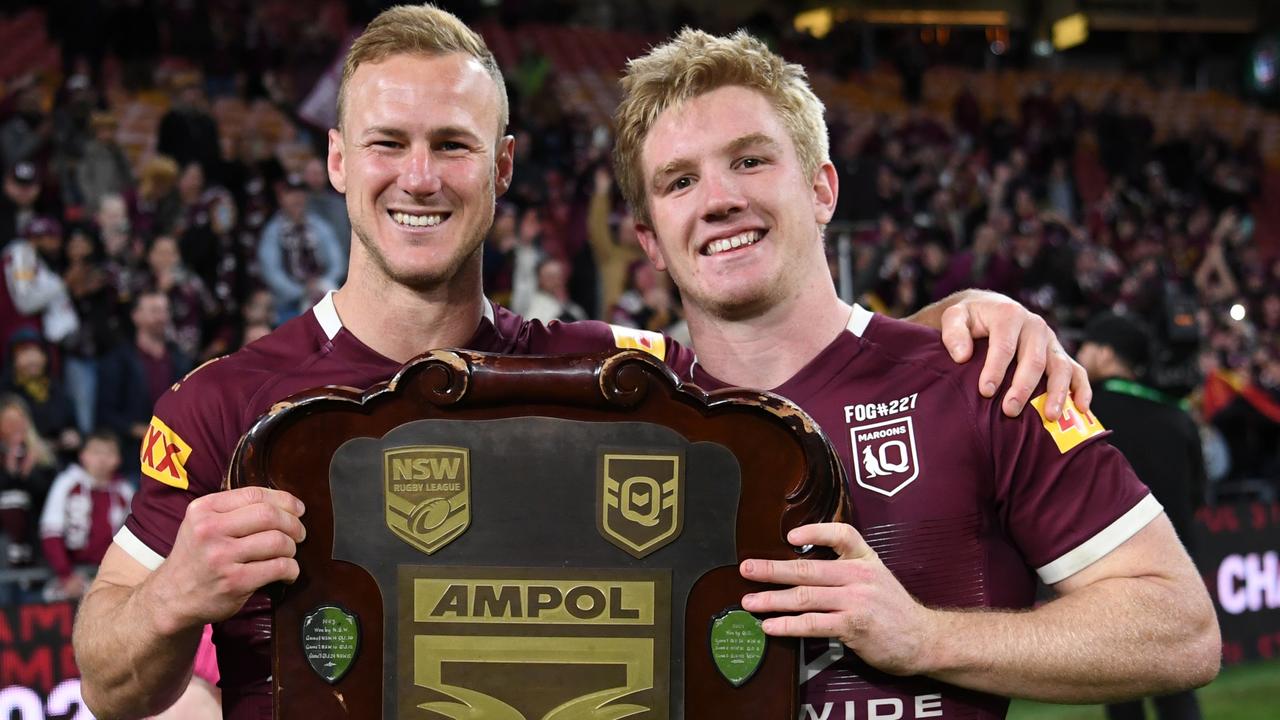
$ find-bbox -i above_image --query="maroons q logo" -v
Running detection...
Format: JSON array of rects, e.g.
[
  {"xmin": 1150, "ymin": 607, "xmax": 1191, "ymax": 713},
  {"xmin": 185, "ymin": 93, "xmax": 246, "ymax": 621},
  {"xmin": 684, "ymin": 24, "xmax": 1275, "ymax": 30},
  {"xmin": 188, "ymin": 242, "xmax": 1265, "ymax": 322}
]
[
  {"xmin": 598, "ymin": 451, "xmax": 683, "ymax": 558},
  {"xmin": 384, "ymin": 446, "xmax": 470, "ymax": 554},
  {"xmin": 850, "ymin": 417, "xmax": 919, "ymax": 497}
]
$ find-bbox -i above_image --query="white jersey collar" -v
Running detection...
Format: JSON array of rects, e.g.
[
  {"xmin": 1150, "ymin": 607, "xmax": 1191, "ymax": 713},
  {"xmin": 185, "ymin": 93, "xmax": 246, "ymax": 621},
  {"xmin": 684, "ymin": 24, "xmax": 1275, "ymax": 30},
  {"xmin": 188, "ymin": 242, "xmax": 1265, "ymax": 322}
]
[
  {"xmin": 846, "ymin": 304, "xmax": 873, "ymax": 337},
  {"xmin": 311, "ymin": 291, "xmax": 496, "ymax": 342}
]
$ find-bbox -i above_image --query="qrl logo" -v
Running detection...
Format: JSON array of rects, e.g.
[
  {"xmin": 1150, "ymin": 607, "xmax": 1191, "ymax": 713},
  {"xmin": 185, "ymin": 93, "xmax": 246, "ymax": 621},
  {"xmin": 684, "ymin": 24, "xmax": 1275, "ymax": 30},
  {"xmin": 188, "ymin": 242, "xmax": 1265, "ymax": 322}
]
[{"xmin": 850, "ymin": 417, "xmax": 919, "ymax": 497}]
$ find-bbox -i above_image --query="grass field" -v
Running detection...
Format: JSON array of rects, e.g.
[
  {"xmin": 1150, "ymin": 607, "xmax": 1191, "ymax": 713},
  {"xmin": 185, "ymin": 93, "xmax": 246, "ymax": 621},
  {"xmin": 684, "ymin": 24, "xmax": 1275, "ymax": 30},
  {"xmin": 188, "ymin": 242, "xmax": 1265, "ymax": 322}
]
[{"xmin": 1007, "ymin": 660, "xmax": 1280, "ymax": 719}]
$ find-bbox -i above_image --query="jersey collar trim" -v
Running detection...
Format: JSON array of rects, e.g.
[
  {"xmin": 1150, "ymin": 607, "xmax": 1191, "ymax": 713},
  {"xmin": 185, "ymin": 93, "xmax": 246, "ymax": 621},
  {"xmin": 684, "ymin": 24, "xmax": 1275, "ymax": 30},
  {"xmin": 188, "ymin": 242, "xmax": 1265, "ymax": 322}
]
[
  {"xmin": 313, "ymin": 291, "xmax": 342, "ymax": 341},
  {"xmin": 314, "ymin": 292, "xmax": 495, "ymax": 342},
  {"xmin": 846, "ymin": 304, "xmax": 873, "ymax": 337}
]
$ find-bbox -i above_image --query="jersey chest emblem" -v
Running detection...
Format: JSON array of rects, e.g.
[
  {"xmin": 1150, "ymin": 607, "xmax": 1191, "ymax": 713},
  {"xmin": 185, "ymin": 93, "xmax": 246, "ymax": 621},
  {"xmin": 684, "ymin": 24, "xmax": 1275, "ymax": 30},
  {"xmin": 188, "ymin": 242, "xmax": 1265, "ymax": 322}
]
[{"xmin": 849, "ymin": 416, "xmax": 919, "ymax": 497}]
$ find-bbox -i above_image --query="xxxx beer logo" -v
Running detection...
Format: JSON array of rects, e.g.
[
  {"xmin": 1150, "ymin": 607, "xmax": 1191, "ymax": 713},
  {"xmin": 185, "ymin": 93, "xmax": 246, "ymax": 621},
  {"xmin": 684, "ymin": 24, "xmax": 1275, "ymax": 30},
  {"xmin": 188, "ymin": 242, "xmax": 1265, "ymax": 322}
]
[
  {"xmin": 597, "ymin": 451, "xmax": 683, "ymax": 558},
  {"xmin": 849, "ymin": 416, "xmax": 919, "ymax": 497},
  {"xmin": 384, "ymin": 446, "xmax": 470, "ymax": 554},
  {"xmin": 140, "ymin": 416, "xmax": 192, "ymax": 490},
  {"xmin": 1030, "ymin": 393, "xmax": 1106, "ymax": 453}
]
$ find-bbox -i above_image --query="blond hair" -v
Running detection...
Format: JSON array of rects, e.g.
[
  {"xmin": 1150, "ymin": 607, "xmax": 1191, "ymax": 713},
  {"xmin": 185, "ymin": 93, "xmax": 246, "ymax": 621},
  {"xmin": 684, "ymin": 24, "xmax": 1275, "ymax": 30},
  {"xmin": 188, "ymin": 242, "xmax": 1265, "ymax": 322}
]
[
  {"xmin": 613, "ymin": 29, "xmax": 829, "ymax": 225},
  {"xmin": 337, "ymin": 4, "xmax": 508, "ymax": 136},
  {"xmin": 0, "ymin": 395, "xmax": 53, "ymax": 468}
]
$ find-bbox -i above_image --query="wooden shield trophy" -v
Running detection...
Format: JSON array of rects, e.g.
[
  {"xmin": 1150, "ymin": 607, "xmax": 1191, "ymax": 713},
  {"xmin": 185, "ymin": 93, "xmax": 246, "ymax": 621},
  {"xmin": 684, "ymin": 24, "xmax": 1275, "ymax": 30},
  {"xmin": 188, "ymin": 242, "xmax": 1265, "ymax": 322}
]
[{"xmin": 230, "ymin": 349, "xmax": 848, "ymax": 719}]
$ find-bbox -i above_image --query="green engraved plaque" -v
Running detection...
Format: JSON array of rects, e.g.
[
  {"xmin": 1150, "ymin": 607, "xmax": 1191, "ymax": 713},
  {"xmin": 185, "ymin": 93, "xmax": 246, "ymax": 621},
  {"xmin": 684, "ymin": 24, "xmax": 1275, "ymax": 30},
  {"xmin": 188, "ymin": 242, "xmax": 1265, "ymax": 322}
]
[
  {"xmin": 302, "ymin": 605, "xmax": 360, "ymax": 684},
  {"xmin": 710, "ymin": 608, "xmax": 767, "ymax": 688}
]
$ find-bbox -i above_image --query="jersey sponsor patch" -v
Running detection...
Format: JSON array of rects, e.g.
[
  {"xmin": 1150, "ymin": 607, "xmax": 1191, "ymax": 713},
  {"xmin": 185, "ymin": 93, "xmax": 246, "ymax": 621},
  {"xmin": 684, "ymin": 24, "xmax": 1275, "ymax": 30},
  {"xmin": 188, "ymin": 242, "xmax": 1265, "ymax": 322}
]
[
  {"xmin": 1030, "ymin": 394, "xmax": 1105, "ymax": 454},
  {"xmin": 609, "ymin": 325, "xmax": 666, "ymax": 361},
  {"xmin": 140, "ymin": 416, "xmax": 193, "ymax": 489}
]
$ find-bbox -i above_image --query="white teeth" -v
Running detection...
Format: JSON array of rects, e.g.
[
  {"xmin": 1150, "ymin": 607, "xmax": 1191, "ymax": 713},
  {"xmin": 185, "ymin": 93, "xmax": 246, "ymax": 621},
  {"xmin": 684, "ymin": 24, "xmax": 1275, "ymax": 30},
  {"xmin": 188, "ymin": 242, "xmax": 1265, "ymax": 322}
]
[
  {"xmin": 391, "ymin": 211, "xmax": 445, "ymax": 228},
  {"xmin": 704, "ymin": 230, "xmax": 762, "ymax": 256}
]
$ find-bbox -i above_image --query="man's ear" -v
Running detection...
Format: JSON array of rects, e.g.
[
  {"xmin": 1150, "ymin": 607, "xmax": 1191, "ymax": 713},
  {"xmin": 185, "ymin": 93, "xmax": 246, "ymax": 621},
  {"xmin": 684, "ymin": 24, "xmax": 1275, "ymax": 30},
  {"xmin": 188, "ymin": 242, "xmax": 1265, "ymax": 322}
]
[
  {"xmin": 327, "ymin": 128, "xmax": 346, "ymax": 194},
  {"xmin": 635, "ymin": 222, "xmax": 667, "ymax": 272},
  {"xmin": 812, "ymin": 161, "xmax": 838, "ymax": 225},
  {"xmin": 494, "ymin": 134, "xmax": 515, "ymax": 196}
]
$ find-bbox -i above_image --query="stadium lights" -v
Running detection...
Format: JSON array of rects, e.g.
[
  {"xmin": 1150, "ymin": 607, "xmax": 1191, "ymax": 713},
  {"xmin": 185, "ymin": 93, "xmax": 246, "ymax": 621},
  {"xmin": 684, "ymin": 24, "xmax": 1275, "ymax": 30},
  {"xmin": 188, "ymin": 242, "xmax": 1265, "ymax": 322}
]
[
  {"xmin": 1053, "ymin": 13, "xmax": 1089, "ymax": 51},
  {"xmin": 794, "ymin": 6, "xmax": 1009, "ymax": 39}
]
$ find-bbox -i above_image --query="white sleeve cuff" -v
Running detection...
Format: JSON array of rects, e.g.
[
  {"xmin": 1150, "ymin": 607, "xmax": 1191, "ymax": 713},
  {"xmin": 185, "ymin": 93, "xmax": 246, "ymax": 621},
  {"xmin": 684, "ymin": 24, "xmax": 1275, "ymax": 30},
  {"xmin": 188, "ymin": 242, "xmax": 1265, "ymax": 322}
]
[
  {"xmin": 113, "ymin": 525, "xmax": 167, "ymax": 571},
  {"xmin": 1036, "ymin": 494, "xmax": 1164, "ymax": 585}
]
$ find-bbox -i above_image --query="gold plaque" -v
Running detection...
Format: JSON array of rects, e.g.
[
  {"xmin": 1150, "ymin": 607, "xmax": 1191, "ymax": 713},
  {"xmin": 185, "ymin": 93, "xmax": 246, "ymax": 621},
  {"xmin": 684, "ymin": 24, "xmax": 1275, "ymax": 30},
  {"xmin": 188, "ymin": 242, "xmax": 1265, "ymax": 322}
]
[
  {"xmin": 598, "ymin": 451, "xmax": 683, "ymax": 559},
  {"xmin": 398, "ymin": 566, "xmax": 670, "ymax": 719},
  {"xmin": 384, "ymin": 446, "xmax": 470, "ymax": 554}
]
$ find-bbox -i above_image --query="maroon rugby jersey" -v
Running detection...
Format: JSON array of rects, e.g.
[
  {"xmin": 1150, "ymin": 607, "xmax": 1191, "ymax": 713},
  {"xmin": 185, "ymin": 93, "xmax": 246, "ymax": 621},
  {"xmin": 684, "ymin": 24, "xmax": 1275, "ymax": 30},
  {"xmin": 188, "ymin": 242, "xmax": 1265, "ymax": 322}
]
[
  {"xmin": 114, "ymin": 293, "xmax": 689, "ymax": 719},
  {"xmin": 690, "ymin": 305, "xmax": 1160, "ymax": 720}
]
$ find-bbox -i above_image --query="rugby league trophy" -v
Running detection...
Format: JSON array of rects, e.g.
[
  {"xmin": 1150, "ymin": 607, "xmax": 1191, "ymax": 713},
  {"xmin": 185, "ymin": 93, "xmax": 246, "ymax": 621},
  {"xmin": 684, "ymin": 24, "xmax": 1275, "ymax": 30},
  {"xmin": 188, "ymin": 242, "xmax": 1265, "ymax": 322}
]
[{"xmin": 230, "ymin": 349, "xmax": 849, "ymax": 719}]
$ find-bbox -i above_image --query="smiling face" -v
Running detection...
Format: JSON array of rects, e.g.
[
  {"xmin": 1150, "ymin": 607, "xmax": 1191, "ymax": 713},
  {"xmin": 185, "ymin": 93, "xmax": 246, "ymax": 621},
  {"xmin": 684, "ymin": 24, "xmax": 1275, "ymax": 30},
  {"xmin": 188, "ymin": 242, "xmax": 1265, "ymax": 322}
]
[
  {"xmin": 635, "ymin": 86, "xmax": 836, "ymax": 321},
  {"xmin": 328, "ymin": 52, "xmax": 513, "ymax": 293}
]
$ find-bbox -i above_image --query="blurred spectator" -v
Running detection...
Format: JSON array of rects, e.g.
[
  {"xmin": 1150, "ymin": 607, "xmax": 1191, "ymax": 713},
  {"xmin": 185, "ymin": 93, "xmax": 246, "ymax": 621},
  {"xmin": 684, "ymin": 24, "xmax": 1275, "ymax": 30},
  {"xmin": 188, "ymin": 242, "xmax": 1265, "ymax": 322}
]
[
  {"xmin": 0, "ymin": 160, "xmax": 42, "ymax": 245},
  {"xmin": 62, "ymin": 226, "xmax": 121, "ymax": 433},
  {"xmin": 156, "ymin": 73, "xmax": 222, "ymax": 182},
  {"xmin": 932, "ymin": 222, "xmax": 1019, "ymax": 299},
  {"xmin": 96, "ymin": 291, "xmax": 192, "ymax": 477},
  {"xmin": 76, "ymin": 111, "xmax": 133, "ymax": 214},
  {"xmin": 303, "ymin": 156, "xmax": 350, "ymax": 255},
  {"xmin": 179, "ymin": 189, "xmax": 257, "ymax": 343},
  {"xmin": 1078, "ymin": 313, "xmax": 1206, "ymax": 720},
  {"xmin": 506, "ymin": 206, "xmax": 545, "ymax": 316},
  {"xmin": 96, "ymin": 193, "xmax": 148, "ymax": 319},
  {"xmin": 2, "ymin": 329, "xmax": 80, "ymax": 456},
  {"xmin": 50, "ymin": 73, "xmax": 99, "ymax": 211},
  {"xmin": 482, "ymin": 203, "xmax": 519, "ymax": 305},
  {"xmin": 0, "ymin": 395, "xmax": 57, "ymax": 567},
  {"xmin": 132, "ymin": 155, "xmax": 183, "ymax": 239},
  {"xmin": 0, "ymin": 216, "xmax": 79, "ymax": 348},
  {"xmin": 38, "ymin": 429, "xmax": 131, "ymax": 601},
  {"xmin": 257, "ymin": 174, "xmax": 344, "ymax": 321},
  {"xmin": 526, "ymin": 258, "xmax": 587, "ymax": 323},
  {"xmin": 610, "ymin": 260, "xmax": 679, "ymax": 334},
  {"xmin": 176, "ymin": 162, "xmax": 208, "ymax": 229},
  {"xmin": 146, "ymin": 235, "xmax": 217, "ymax": 360},
  {"xmin": 0, "ymin": 84, "xmax": 52, "ymax": 169},
  {"xmin": 587, "ymin": 166, "xmax": 645, "ymax": 318}
]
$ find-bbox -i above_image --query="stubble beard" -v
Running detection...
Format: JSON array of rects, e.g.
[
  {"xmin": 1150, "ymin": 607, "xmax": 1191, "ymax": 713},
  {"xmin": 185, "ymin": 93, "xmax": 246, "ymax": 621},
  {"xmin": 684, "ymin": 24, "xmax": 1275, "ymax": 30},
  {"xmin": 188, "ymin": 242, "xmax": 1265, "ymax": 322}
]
[{"xmin": 352, "ymin": 183, "xmax": 496, "ymax": 293}]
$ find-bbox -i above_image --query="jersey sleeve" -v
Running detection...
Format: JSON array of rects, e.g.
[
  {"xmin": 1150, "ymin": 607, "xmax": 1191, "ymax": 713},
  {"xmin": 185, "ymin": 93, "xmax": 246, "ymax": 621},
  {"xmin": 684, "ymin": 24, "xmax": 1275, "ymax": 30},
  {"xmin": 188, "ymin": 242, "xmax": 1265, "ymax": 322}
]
[
  {"xmin": 983, "ymin": 386, "xmax": 1162, "ymax": 585},
  {"xmin": 116, "ymin": 369, "xmax": 241, "ymax": 569}
]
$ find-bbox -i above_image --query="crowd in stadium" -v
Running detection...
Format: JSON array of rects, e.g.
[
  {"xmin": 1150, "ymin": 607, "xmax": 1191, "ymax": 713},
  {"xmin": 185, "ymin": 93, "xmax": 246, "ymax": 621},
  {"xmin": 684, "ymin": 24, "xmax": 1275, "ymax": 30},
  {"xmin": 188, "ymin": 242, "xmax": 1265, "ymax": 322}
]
[{"xmin": 0, "ymin": 0, "xmax": 1277, "ymax": 606}]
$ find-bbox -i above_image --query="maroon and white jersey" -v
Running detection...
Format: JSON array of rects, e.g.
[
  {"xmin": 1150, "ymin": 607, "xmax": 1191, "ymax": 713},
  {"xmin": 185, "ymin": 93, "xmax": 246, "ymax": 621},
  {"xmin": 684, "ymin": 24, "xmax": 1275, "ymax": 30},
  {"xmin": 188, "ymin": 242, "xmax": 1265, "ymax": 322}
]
[
  {"xmin": 114, "ymin": 292, "xmax": 689, "ymax": 719},
  {"xmin": 38, "ymin": 464, "xmax": 133, "ymax": 575},
  {"xmin": 690, "ymin": 305, "xmax": 1160, "ymax": 720}
]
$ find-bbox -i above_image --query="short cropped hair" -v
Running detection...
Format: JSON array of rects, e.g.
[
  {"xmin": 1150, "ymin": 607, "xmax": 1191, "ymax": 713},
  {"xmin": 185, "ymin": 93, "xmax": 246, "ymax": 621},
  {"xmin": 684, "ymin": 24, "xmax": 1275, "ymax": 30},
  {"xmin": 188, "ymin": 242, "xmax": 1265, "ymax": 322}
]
[
  {"xmin": 337, "ymin": 3, "xmax": 508, "ymax": 136},
  {"xmin": 613, "ymin": 28, "xmax": 829, "ymax": 225}
]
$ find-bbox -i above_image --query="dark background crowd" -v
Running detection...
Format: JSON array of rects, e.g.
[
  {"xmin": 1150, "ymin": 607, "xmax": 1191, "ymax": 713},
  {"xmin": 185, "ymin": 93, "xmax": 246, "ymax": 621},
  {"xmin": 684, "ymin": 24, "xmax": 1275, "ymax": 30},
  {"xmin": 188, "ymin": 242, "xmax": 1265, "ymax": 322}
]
[{"xmin": 0, "ymin": 0, "xmax": 1277, "ymax": 602}]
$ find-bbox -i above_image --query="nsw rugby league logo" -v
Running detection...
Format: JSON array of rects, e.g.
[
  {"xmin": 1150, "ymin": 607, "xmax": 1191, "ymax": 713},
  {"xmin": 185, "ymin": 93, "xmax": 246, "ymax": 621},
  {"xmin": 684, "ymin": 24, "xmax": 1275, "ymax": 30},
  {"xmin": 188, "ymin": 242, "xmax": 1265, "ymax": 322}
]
[
  {"xmin": 383, "ymin": 446, "xmax": 470, "ymax": 554},
  {"xmin": 849, "ymin": 417, "xmax": 919, "ymax": 497}
]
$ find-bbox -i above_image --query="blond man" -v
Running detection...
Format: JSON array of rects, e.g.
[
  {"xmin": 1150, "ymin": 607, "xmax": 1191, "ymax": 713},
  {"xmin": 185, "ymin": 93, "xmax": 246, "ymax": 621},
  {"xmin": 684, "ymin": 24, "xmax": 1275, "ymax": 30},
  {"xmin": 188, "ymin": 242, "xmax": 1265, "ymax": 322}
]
[{"xmin": 613, "ymin": 28, "xmax": 1219, "ymax": 718}]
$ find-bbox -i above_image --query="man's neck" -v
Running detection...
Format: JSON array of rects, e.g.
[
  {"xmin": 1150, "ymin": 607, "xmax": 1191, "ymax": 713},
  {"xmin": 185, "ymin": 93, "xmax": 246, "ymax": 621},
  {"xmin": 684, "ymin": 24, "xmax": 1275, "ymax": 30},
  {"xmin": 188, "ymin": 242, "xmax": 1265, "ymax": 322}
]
[
  {"xmin": 687, "ymin": 286, "xmax": 851, "ymax": 391},
  {"xmin": 333, "ymin": 263, "xmax": 486, "ymax": 364},
  {"xmin": 136, "ymin": 332, "xmax": 166, "ymax": 357}
]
